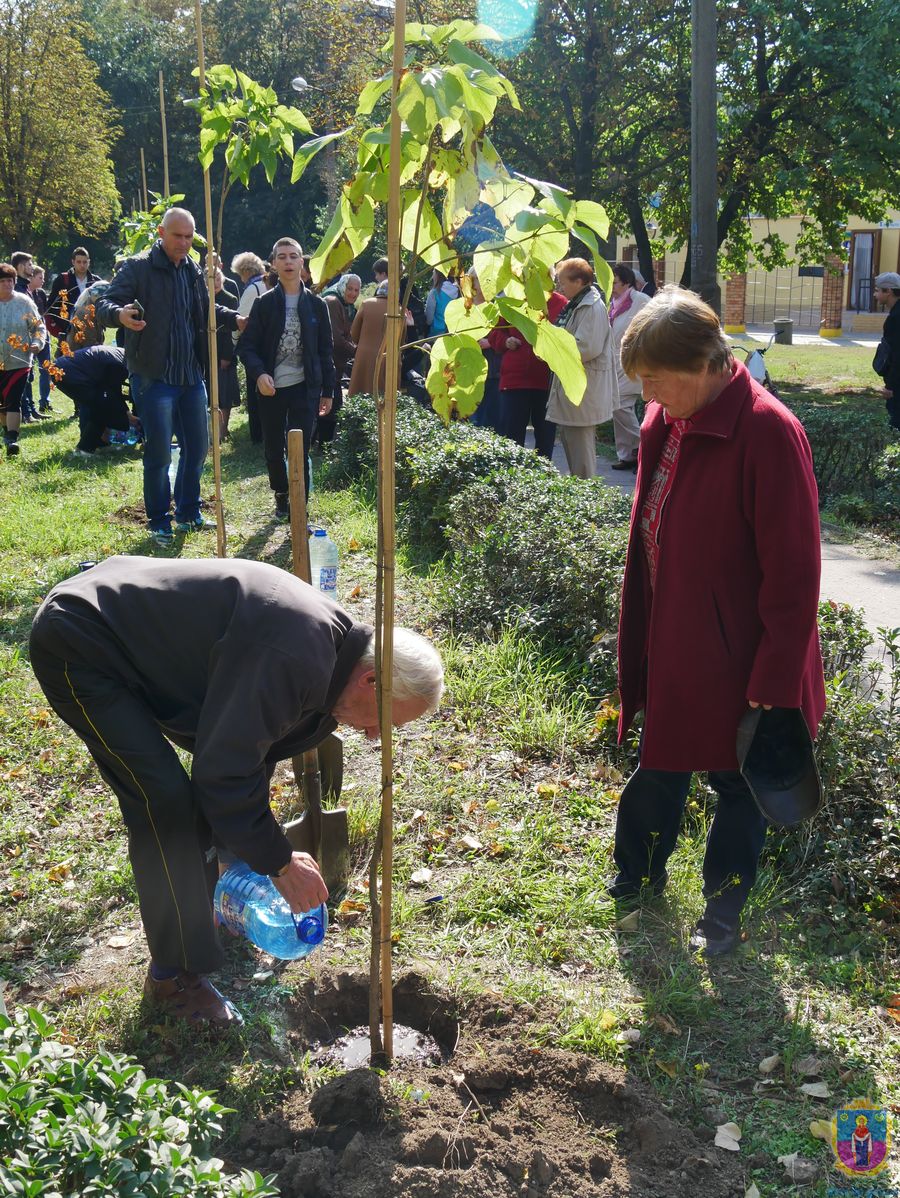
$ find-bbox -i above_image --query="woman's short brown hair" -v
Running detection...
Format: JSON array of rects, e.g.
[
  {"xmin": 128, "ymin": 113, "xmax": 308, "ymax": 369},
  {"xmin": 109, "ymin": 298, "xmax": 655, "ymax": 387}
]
[
  {"xmin": 620, "ymin": 285, "xmax": 732, "ymax": 377},
  {"xmin": 556, "ymin": 257, "xmax": 594, "ymax": 286},
  {"xmin": 0, "ymin": 262, "xmax": 16, "ymax": 280}
]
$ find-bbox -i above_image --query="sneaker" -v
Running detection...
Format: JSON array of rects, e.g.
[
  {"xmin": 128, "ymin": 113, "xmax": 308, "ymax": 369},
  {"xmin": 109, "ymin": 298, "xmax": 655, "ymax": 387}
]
[
  {"xmin": 39, "ymin": 403, "xmax": 54, "ymax": 413},
  {"xmin": 150, "ymin": 528, "xmax": 175, "ymax": 547},
  {"xmin": 143, "ymin": 969, "xmax": 243, "ymax": 1029},
  {"xmin": 175, "ymin": 515, "xmax": 214, "ymax": 533},
  {"xmin": 72, "ymin": 447, "xmax": 95, "ymax": 459},
  {"xmin": 274, "ymin": 492, "xmax": 290, "ymax": 523},
  {"xmin": 689, "ymin": 915, "xmax": 740, "ymax": 957},
  {"xmin": 6, "ymin": 441, "xmax": 20, "ymax": 457}
]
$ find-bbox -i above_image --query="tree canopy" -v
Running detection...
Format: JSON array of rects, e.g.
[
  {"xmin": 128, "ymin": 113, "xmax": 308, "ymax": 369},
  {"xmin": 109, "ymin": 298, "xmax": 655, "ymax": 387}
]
[{"xmin": 0, "ymin": 0, "xmax": 120, "ymax": 253}]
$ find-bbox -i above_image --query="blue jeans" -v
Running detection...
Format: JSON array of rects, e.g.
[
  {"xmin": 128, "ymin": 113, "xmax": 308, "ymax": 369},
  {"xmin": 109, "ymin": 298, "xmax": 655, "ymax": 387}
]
[{"xmin": 134, "ymin": 376, "xmax": 208, "ymax": 531}]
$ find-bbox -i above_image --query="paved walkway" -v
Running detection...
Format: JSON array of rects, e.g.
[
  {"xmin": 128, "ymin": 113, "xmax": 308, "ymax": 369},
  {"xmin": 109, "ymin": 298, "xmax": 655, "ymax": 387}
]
[
  {"xmin": 738, "ymin": 324, "xmax": 881, "ymax": 349},
  {"xmin": 527, "ymin": 433, "xmax": 899, "ymax": 638}
]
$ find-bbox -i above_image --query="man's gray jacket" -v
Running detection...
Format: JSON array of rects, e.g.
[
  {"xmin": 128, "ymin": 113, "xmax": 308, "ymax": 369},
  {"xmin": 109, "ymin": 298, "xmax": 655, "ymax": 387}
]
[
  {"xmin": 96, "ymin": 242, "xmax": 240, "ymax": 381},
  {"xmin": 31, "ymin": 557, "xmax": 371, "ymax": 874}
]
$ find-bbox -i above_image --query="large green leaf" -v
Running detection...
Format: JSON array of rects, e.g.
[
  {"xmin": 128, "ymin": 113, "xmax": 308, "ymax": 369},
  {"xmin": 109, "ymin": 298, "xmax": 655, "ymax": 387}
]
[
  {"xmin": 425, "ymin": 333, "xmax": 488, "ymax": 421},
  {"xmin": 274, "ymin": 105, "xmax": 313, "ymax": 136},
  {"xmin": 357, "ymin": 75, "xmax": 392, "ymax": 117},
  {"xmin": 400, "ymin": 191, "xmax": 449, "ymax": 268},
  {"xmin": 445, "ymin": 40, "xmax": 521, "ymax": 110},
  {"xmin": 443, "ymin": 296, "xmax": 499, "ymax": 338},
  {"xmin": 290, "ymin": 129, "xmax": 351, "ymax": 184},
  {"xmin": 534, "ymin": 321, "xmax": 586, "ymax": 405},
  {"xmin": 572, "ymin": 199, "xmax": 610, "ymax": 241},
  {"xmin": 472, "ymin": 243, "xmax": 513, "ymax": 300}
]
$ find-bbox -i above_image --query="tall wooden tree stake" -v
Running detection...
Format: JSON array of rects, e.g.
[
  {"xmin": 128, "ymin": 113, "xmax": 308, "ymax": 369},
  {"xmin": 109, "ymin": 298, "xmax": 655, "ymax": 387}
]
[
  {"xmin": 193, "ymin": 0, "xmax": 226, "ymax": 558},
  {"xmin": 159, "ymin": 70, "xmax": 170, "ymax": 199},
  {"xmin": 372, "ymin": 0, "xmax": 408, "ymax": 1066}
]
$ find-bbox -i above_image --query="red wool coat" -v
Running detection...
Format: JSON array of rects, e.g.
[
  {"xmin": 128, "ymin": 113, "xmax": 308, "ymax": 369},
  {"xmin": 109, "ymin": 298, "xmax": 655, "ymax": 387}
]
[
  {"xmin": 617, "ymin": 361, "xmax": 826, "ymax": 772},
  {"xmin": 487, "ymin": 292, "xmax": 567, "ymax": 391}
]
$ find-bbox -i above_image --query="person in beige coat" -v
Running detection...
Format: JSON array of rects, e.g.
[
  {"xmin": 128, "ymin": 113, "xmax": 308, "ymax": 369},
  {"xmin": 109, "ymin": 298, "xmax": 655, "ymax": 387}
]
[
  {"xmin": 547, "ymin": 258, "xmax": 619, "ymax": 479},
  {"xmin": 347, "ymin": 280, "xmax": 388, "ymax": 397},
  {"xmin": 608, "ymin": 263, "xmax": 651, "ymax": 470}
]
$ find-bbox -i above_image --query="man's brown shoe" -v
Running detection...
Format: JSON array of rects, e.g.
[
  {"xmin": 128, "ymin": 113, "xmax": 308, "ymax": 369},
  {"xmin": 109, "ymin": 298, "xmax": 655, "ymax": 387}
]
[{"xmin": 143, "ymin": 969, "xmax": 244, "ymax": 1028}]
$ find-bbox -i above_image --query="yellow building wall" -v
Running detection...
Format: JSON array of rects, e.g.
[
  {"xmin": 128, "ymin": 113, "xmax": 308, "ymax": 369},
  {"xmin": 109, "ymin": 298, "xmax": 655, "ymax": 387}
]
[{"xmin": 615, "ymin": 210, "xmax": 900, "ymax": 331}]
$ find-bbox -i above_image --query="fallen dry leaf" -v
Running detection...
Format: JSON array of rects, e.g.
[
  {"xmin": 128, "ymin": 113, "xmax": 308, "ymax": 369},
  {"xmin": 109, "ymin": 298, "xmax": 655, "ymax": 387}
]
[
  {"xmin": 799, "ymin": 1081, "xmax": 830, "ymax": 1098},
  {"xmin": 47, "ymin": 862, "xmax": 72, "ymax": 883},
  {"xmin": 447, "ymin": 760, "xmax": 468, "ymax": 772},
  {"xmin": 656, "ymin": 1059, "xmax": 678, "ymax": 1079},
  {"xmin": 410, "ymin": 868, "xmax": 433, "ymax": 886},
  {"xmin": 884, "ymin": 1007, "xmax": 900, "ymax": 1025},
  {"xmin": 615, "ymin": 909, "xmax": 641, "ymax": 932},
  {"xmin": 887, "ymin": 993, "xmax": 900, "ymax": 1009},
  {"xmin": 348, "ymin": 585, "xmax": 362, "ymax": 599},
  {"xmin": 714, "ymin": 1122, "xmax": 742, "ymax": 1151},
  {"xmin": 652, "ymin": 1012, "xmax": 681, "ymax": 1036},
  {"xmin": 535, "ymin": 781, "xmax": 561, "ymax": 797},
  {"xmin": 347, "ymin": 538, "xmax": 361, "ymax": 551},
  {"xmin": 598, "ymin": 1010, "xmax": 617, "ymax": 1031},
  {"xmin": 337, "ymin": 899, "xmax": 368, "ymax": 923},
  {"xmin": 793, "ymin": 1053, "xmax": 823, "ymax": 1076},
  {"xmin": 106, "ymin": 934, "xmax": 134, "ymax": 949},
  {"xmin": 745, "ymin": 1185, "xmax": 761, "ymax": 1198},
  {"xmin": 458, "ymin": 834, "xmax": 482, "ymax": 853},
  {"xmin": 809, "ymin": 1119, "xmax": 831, "ymax": 1141},
  {"xmin": 616, "ymin": 1028, "xmax": 641, "ymax": 1044},
  {"xmin": 758, "ymin": 1052, "xmax": 782, "ymax": 1074}
]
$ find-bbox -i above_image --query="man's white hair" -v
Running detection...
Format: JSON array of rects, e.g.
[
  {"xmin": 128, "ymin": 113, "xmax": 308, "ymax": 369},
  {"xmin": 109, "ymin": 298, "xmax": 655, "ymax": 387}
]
[{"xmin": 359, "ymin": 628, "xmax": 444, "ymax": 712}]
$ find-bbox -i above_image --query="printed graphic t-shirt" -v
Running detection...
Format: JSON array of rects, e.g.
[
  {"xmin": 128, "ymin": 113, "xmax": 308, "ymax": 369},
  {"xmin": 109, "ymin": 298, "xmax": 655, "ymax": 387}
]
[{"xmin": 273, "ymin": 291, "xmax": 305, "ymax": 388}]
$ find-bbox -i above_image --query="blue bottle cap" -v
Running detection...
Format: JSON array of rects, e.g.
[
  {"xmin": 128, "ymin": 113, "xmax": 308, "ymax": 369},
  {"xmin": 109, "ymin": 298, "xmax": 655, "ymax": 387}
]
[{"xmin": 295, "ymin": 913, "xmax": 326, "ymax": 945}]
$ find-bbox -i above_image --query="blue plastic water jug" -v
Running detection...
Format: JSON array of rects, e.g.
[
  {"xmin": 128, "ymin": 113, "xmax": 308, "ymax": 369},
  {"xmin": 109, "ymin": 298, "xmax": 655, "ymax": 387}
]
[{"xmin": 214, "ymin": 861, "xmax": 327, "ymax": 960}]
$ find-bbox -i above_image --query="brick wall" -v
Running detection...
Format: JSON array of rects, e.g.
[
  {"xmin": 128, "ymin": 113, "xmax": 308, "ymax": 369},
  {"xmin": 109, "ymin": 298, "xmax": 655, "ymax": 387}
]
[
  {"xmin": 819, "ymin": 254, "xmax": 845, "ymax": 337},
  {"xmin": 724, "ymin": 273, "xmax": 747, "ymax": 332}
]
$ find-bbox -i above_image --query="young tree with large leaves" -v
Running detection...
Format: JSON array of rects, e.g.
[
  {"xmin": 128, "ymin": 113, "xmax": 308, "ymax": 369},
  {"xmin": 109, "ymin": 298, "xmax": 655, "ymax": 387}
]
[{"xmin": 0, "ymin": 0, "xmax": 120, "ymax": 251}]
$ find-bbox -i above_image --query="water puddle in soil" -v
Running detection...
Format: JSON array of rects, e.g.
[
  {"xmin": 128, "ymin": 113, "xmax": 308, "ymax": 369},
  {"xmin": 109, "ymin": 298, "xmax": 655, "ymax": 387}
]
[{"xmin": 314, "ymin": 1024, "xmax": 444, "ymax": 1069}]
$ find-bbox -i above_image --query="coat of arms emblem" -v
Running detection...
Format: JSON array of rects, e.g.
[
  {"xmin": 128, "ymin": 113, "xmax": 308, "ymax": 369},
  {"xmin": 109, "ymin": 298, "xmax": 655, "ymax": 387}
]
[{"xmin": 831, "ymin": 1099, "xmax": 890, "ymax": 1177}]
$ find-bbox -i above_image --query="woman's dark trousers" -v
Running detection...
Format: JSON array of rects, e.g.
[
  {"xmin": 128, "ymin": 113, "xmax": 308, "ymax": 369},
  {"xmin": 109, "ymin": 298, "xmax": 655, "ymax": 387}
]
[
  {"xmin": 499, "ymin": 387, "xmax": 556, "ymax": 458},
  {"xmin": 258, "ymin": 382, "xmax": 317, "ymax": 500},
  {"xmin": 612, "ymin": 766, "xmax": 768, "ymax": 926}
]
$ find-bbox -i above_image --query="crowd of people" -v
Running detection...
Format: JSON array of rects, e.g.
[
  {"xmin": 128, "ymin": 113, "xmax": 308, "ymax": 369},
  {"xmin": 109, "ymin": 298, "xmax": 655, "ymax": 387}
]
[
  {"xmin": 16, "ymin": 209, "xmax": 886, "ymax": 1027},
  {"xmin": 1, "ymin": 213, "xmax": 670, "ymax": 510}
]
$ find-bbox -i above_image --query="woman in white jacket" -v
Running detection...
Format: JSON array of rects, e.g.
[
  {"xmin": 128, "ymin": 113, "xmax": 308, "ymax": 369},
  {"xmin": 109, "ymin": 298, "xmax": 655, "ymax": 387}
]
[
  {"xmin": 547, "ymin": 257, "xmax": 618, "ymax": 479},
  {"xmin": 608, "ymin": 263, "xmax": 651, "ymax": 471}
]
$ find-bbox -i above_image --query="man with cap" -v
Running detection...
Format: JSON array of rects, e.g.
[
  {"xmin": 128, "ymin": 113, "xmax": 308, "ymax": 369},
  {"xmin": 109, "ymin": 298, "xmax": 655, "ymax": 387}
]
[
  {"xmin": 30, "ymin": 557, "xmax": 444, "ymax": 1028},
  {"xmin": 873, "ymin": 271, "xmax": 900, "ymax": 430}
]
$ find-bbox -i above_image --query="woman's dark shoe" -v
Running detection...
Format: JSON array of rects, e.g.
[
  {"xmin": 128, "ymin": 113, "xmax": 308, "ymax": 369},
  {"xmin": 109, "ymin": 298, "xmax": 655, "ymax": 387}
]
[
  {"xmin": 689, "ymin": 915, "xmax": 740, "ymax": 956},
  {"xmin": 611, "ymin": 458, "xmax": 639, "ymax": 472},
  {"xmin": 274, "ymin": 492, "xmax": 290, "ymax": 523}
]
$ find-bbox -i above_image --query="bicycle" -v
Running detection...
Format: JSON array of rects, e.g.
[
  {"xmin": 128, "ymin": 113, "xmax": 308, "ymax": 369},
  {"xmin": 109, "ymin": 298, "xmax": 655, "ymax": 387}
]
[{"xmin": 734, "ymin": 334, "xmax": 779, "ymax": 398}]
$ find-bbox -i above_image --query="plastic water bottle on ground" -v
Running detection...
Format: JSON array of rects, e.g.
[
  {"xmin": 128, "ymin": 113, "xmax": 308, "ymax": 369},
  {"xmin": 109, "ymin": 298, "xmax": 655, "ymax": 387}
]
[
  {"xmin": 308, "ymin": 528, "xmax": 338, "ymax": 596},
  {"xmin": 214, "ymin": 861, "xmax": 327, "ymax": 960}
]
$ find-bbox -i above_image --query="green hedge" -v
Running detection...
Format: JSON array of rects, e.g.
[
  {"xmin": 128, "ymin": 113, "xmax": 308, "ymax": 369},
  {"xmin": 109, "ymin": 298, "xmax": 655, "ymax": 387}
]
[
  {"xmin": 789, "ymin": 402, "xmax": 894, "ymax": 502},
  {"xmin": 444, "ymin": 471, "xmax": 630, "ymax": 687},
  {"xmin": 0, "ymin": 1007, "xmax": 277, "ymax": 1198}
]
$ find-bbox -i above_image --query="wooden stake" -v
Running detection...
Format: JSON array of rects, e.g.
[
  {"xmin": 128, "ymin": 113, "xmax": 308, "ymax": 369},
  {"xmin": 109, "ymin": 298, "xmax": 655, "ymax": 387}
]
[
  {"xmin": 194, "ymin": 0, "xmax": 226, "ymax": 558},
  {"xmin": 159, "ymin": 70, "xmax": 170, "ymax": 199},
  {"xmin": 373, "ymin": 0, "xmax": 408, "ymax": 1068},
  {"xmin": 287, "ymin": 430, "xmax": 310, "ymax": 582},
  {"xmin": 140, "ymin": 147, "xmax": 149, "ymax": 210}
]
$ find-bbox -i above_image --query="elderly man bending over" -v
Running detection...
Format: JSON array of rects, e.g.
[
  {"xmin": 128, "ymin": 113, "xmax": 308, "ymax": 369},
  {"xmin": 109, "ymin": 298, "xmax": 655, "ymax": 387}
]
[{"xmin": 30, "ymin": 557, "xmax": 443, "ymax": 1027}]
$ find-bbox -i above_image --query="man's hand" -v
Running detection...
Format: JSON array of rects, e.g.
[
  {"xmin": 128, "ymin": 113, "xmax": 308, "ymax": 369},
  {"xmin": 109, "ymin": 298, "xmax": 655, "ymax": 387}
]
[
  {"xmin": 271, "ymin": 852, "xmax": 329, "ymax": 913},
  {"xmin": 318, "ymin": 395, "xmax": 333, "ymax": 417},
  {"xmin": 748, "ymin": 700, "xmax": 773, "ymax": 710},
  {"xmin": 119, "ymin": 305, "xmax": 146, "ymax": 331},
  {"xmin": 257, "ymin": 373, "xmax": 276, "ymax": 396},
  {"xmin": 505, "ymin": 336, "xmax": 521, "ymax": 351},
  {"xmin": 235, "ymin": 315, "xmax": 248, "ymax": 332}
]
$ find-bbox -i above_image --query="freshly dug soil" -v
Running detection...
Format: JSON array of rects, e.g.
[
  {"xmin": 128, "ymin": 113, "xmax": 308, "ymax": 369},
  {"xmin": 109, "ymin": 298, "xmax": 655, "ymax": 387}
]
[{"xmin": 229, "ymin": 967, "xmax": 746, "ymax": 1197}]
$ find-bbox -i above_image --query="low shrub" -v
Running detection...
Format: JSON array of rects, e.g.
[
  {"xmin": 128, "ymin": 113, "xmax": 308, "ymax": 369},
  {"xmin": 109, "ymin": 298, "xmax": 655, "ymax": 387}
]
[
  {"xmin": 789, "ymin": 403, "xmax": 892, "ymax": 502},
  {"xmin": 768, "ymin": 602, "xmax": 900, "ymax": 912},
  {"xmin": 0, "ymin": 1006, "xmax": 278, "ymax": 1198},
  {"xmin": 444, "ymin": 471, "xmax": 630, "ymax": 687}
]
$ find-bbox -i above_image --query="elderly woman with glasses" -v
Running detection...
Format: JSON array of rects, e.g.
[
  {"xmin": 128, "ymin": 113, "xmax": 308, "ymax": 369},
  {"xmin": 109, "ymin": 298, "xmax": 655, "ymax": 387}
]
[{"xmin": 612, "ymin": 286, "xmax": 825, "ymax": 955}]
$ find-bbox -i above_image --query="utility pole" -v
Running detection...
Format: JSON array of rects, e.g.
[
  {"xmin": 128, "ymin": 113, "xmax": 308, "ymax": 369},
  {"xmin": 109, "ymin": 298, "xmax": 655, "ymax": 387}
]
[
  {"xmin": 690, "ymin": 0, "xmax": 720, "ymax": 314},
  {"xmin": 159, "ymin": 70, "xmax": 170, "ymax": 198}
]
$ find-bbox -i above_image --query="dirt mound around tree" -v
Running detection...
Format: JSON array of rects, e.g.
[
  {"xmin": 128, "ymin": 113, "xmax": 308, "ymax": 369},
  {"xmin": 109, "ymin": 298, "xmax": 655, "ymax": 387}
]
[{"xmin": 228, "ymin": 968, "xmax": 745, "ymax": 1197}]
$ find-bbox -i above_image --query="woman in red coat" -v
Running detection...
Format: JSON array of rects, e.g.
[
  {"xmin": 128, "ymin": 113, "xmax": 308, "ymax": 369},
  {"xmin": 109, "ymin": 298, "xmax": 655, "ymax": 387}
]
[
  {"xmin": 487, "ymin": 290, "xmax": 566, "ymax": 457},
  {"xmin": 613, "ymin": 287, "xmax": 825, "ymax": 954}
]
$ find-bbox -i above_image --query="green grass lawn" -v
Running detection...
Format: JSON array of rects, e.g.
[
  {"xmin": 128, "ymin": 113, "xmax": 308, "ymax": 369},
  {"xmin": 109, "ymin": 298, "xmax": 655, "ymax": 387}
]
[{"xmin": 1, "ymin": 397, "xmax": 897, "ymax": 1197}]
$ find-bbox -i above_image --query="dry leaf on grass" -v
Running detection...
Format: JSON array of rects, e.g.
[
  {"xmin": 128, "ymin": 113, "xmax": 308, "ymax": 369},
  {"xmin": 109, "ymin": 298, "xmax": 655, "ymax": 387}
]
[
  {"xmin": 655, "ymin": 1059, "xmax": 678, "ymax": 1078},
  {"xmin": 651, "ymin": 1012, "xmax": 681, "ymax": 1036},
  {"xmin": 793, "ymin": 1054, "xmax": 823, "ymax": 1076},
  {"xmin": 616, "ymin": 1028, "xmax": 641, "ymax": 1044},
  {"xmin": 535, "ymin": 781, "xmax": 561, "ymax": 797},
  {"xmin": 458, "ymin": 834, "xmax": 482, "ymax": 853},
  {"xmin": 809, "ymin": 1119, "xmax": 831, "ymax": 1141},
  {"xmin": 714, "ymin": 1122, "xmax": 742, "ymax": 1151},
  {"xmin": 745, "ymin": 1185, "xmax": 761, "ymax": 1198},
  {"xmin": 615, "ymin": 909, "xmax": 640, "ymax": 932},
  {"xmin": 106, "ymin": 934, "xmax": 134, "ymax": 949},
  {"xmin": 799, "ymin": 1081, "xmax": 830, "ymax": 1098},
  {"xmin": 758, "ymin": 1052, "xmax": 782, "ymax": 1074},
  {"xmin": 410, "ymin": 868, "xmax": 433, "ymax": 886},
  {"xmin": 347, "ymin": 538, "xmax": 361, "ymax": 551}
]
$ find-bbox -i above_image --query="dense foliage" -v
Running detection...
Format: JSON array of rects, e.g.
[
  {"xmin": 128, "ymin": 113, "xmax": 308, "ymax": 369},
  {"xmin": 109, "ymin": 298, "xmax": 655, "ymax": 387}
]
[
  {"xmin": 0, "ymin": 0, "xmax": 120, "ymax": 253},
  {"xmin": 0, "ymin": 1006, "xmax": 278, "ymax": 1197}
]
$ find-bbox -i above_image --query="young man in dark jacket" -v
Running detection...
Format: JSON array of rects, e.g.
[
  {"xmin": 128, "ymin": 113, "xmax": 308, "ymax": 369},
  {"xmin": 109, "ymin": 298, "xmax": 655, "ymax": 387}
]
[
  {"xmin": 30, "ymin": 557, "xmax": 443, "ymax": 1028},
  {"xmin": 874, "ymin": 271, "xmax": 900, "ymax": 430},
  {"xmin": 97, "ymin": 210, "xmax": 246, "ymax": 545},
  {"xmin": 45, "ymin": 247, "xmax": 100, "ymax": 343},
  {"xmin": 237, "ymin": 237, "xmax": 334, "ymax": 522},
  {"xmin": 53, "ymin": 344, "xmax": 131, "ymax": 456}
]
